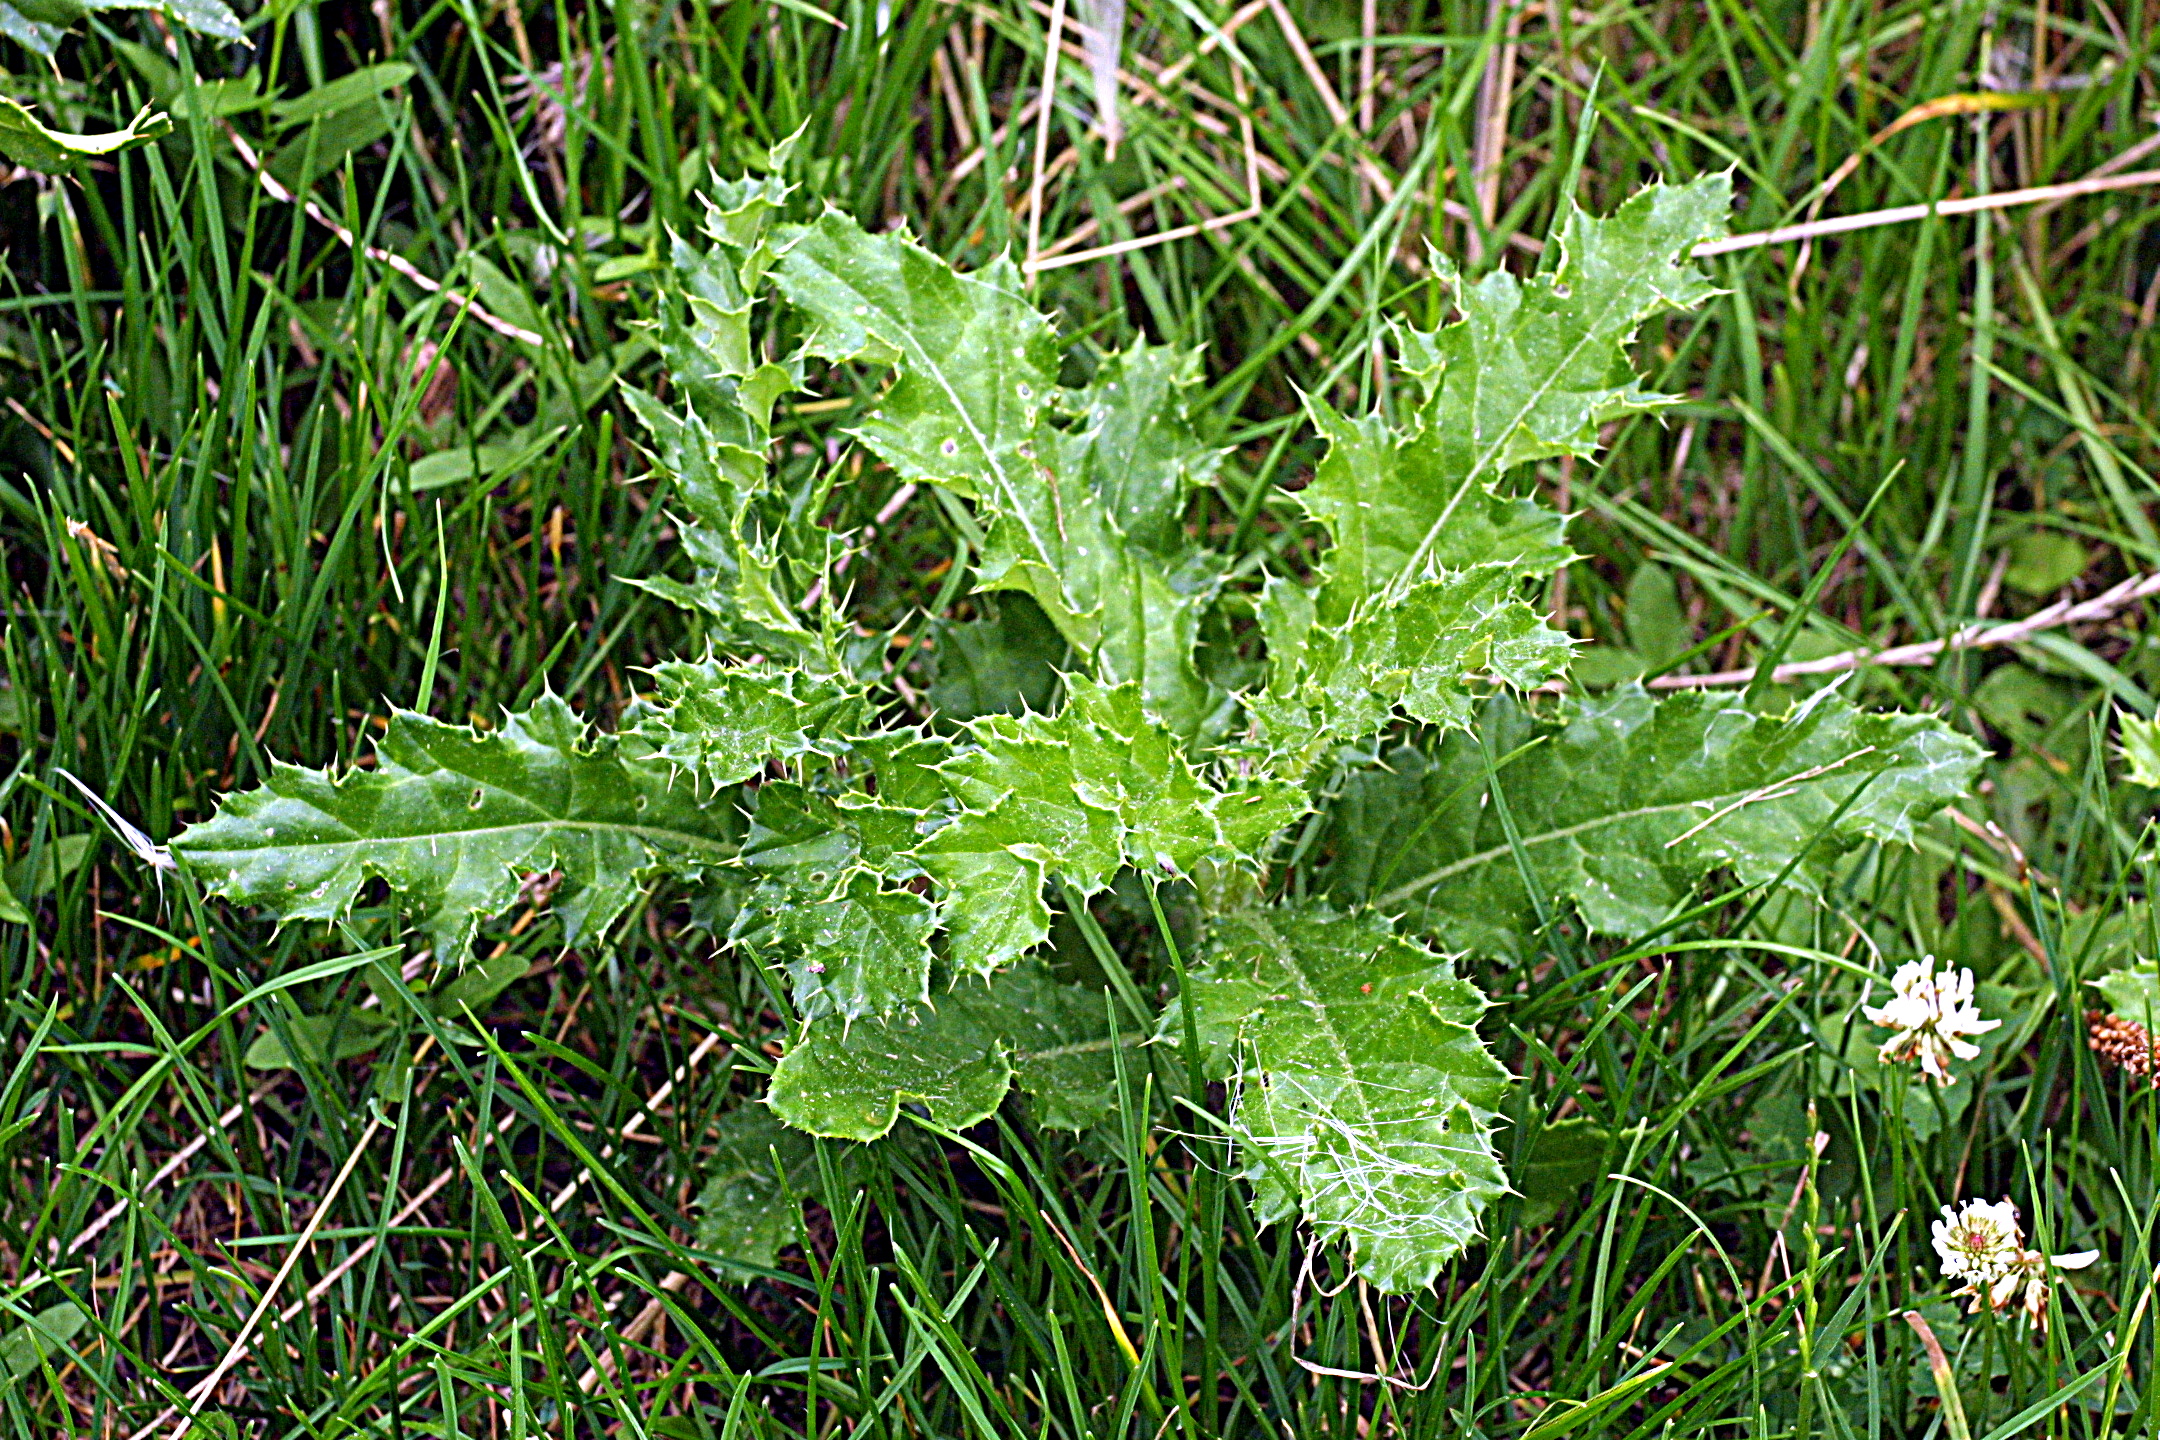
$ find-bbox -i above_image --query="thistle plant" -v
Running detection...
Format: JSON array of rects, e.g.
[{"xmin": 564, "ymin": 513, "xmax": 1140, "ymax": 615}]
[{"xmin": 169, "ymin": 165, "xmax": 1984, "ymax": 1290}]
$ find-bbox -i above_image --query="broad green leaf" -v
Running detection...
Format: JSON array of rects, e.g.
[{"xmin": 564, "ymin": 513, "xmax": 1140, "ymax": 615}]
[
  {"xmin": 920, "ymin": 678, "xmax": 1304, "ymax": 972},
  {"xmin": 244, "ymin": 1010, "xmax": 395, "ymax": 1070},
  {"xmin": 0, "ymin": 873, "xmax": 25, "ymax": 926},
  {"xmin": 849, "ymin": 730, "xmax": 952, "ymax": 812},
  {"xmin": 1326, "ymin": 686, "xmax": 1984, "ymax": 962},
  {"xmin": 1058, "ymin": 343, "xmax": 1220, "ymax": 556},
  {"xmin": 639, "ymin": 660, "xmax": 864, "ymax": 789},
  {"xmin": 0, "ymin": 1302, "xmax": 86, "ymax": 1385},
  {"xmin": 911, "ymin": 833, "xmax": 1051, "ymax": 978},
  {"xmin": 733, "ymin": 782, "xmax": 933, "ymax": 1020},
  {"xmin": 2093, "ymin": 963, "xmax": 2160, "ymax": 1026},
  {"xmin": 0, "ymin": 99, "xmax": 169, "ymax": 173},
  {"xmin": 405, "ymin": 425, "xmax": 565, "ymax": 493},
  {"xmin": 1515, "ymin": 1117, "xmax": 1613, "ymax": 1225},
  {"xmin": 157, "ymin": 0, "xmax": 241, "ymax": 38},
  {"xmin": 173, "ymin": 697, "xmax": 737, "ymax": 961},
  {"xmin": 427, "ymin": 947, "xmax": 531, "ymax": 1015},
  {"xmin": 1316, "ymin": 176, "xmax": 1725, "ymax": 606},
  {"xmin": 768, "ymin": 960, "xmax": 1116, "ymax": 1140},
  {"xmin": 928, "ymin": 595, "xmax": 1066, "ymax": 721},
  {"xmin": 694, "ymin": 1106, "xmax": 821, "ymax": 1271},
  {"xmin": 1171, "ymin": 902, "xmax": 1509, "ymax": 1292}
]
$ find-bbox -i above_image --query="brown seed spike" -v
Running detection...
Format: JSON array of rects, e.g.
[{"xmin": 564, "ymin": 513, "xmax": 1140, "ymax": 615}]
[{"xmin": 2088, "ymin": 1009, "xmax": 2160, "ymax": 1085}]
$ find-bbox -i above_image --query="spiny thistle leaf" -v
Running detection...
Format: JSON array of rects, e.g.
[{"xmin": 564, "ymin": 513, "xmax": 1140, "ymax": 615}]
[
  {"xmin": 774, "ymin": 216, "xmax": 1221, "ymax": 732},
  {"xmin": 1328, "ymin": 685, "xmax": 1985, "ymax": 962},
  {"xmin": 1255, "ymin": 562, "xmax": 1577, "ymax": 743},
  {"xmin": 1296, "ymin": 398, "xmax": 1573, "ymax": 627},
  {"xmin": 775, "ymin": 210, "xmax": 1059, "ymax": 506},
  {"xmin": 172, "ymin": 698, "xmax": 737, "ymax": 961},
  {"xmin": 731, "ymin": 782, "xmax": 933, "ymax": 1021},
  {"xmin": 768, "ymin": 959, "xmax": 1118, "ymax": 1140},
  {"xmin": 1384, "ymin": 176, "xmax": 1730, "ymax": 560},
  {"xmin": 1170, "ymin": 902, "xmax": 1510, "ymax": 1293},
  {"xmin": 919, "ymin": 677, "xmax": 1305, "ymax": 973},
  {"xmin": 0, "ymin": 98, "xmax": 169, "ymax": 172},
  {"xmin": 637, "ymin": 660, "xmax": 864, "ymax": 789},
  {"xmin": 628, "ymin": 207, "xmax": 822, "ymax": 653},
  {"xmin": 1262, "ymin": 175, "xmax": 1730, "ymax": 752}
]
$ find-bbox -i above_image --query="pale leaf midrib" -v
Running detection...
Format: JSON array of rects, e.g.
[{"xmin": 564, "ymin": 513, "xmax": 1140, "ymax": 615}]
[
  {"xmin": 796, "ymin": 249, "xmax": 1068, "ymax": 598},
  {"xmin": 1371, "ymin": 763, "xmax": 1860, "ymax": 910},
  {"xmin": 1398, "ymin": 237, "xmax": 1695, "ymax": 597},
  {"xmin": 181, "ymin": 814, "xmax": 735, "ymax": 863}
]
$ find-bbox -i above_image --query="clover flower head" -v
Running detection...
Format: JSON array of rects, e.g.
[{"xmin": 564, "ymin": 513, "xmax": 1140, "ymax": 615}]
[
  {"xmin": 1932, "ymin": 1198, "xmax": 2098, "ymax": 1333},
  {"xmin": 1865, "ymin": 956, "xmax": 2002, "ymax": 1085},
  {"xmin": 1932, "ymin": 1197, "xmax": 2025, "ymax": 1287}
]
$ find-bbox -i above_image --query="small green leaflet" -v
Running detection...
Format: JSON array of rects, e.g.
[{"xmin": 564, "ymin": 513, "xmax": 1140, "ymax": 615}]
[
  {"xmin": 919, "ymin": 677, "xmax": 1304, "ymax": 972},
  {"xmin": 173, "ymin": 697, "xmax": 738, "ymax": 961},
  {"xmin": 0, "ymin": 1301, "xmax": 85, "ymax": 1387},
  {"xmin": 1170, "ymin": 903, "xmax": 1509, "ymax": 1293},
  {"xmin": 0, "ymin": 99, "xmax": 168, "ymax": 173},
  {"xmin": 1514, "ymin": 1117, "xmax": 1615, "ymax": 1226},
  {"xmin": 769, "ymin": 960, "xmax": 1119, "ymax": 1140},
  {"xmin": 929, "ymin": 595, "xmax": 1066, "ymax": 721},
  {"xmin": 244, "ymin": 950, "xmax": 531, "ymax": 1069},
  {"xmin": 1326, "ymin": 685, "xmax": 1985, "ymax": 962},
  {"xmin": 2093, "ymin": 963, "xmax": 2160, "ymax": 1026},
  {"xmin": 245, "ymin": 1011, "xmax": 394, "ymax": 1069}
]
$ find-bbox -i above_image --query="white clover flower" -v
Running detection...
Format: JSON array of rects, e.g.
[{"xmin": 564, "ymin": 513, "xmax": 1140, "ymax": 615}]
[
  {"xmin": 1932, "ymin": 1197, "xmax": 2025, "ymax": 1287},
  {"xmin": 1932, "ymin": 1198, "xmax": 2099, "ymax": 1333},
  {"xmin": 1865, "ymin": 956, "xmax": 2002, "ymax": 1085}
]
